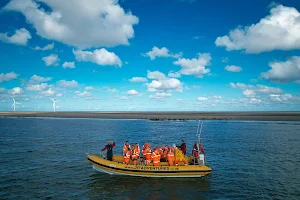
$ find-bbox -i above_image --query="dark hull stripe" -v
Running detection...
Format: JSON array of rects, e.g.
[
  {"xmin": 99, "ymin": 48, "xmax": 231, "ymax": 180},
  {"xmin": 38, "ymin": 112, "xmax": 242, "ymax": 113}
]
[{"xmin": 88, "ymin": 158, "xmax": 212, "ymax": 174}]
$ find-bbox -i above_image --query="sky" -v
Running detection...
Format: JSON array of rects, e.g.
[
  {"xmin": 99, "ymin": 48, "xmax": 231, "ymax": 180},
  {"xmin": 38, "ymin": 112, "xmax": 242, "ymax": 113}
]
[{"xmin": 0, "ymin": 0, "xmax": 300, "ymax": 112}]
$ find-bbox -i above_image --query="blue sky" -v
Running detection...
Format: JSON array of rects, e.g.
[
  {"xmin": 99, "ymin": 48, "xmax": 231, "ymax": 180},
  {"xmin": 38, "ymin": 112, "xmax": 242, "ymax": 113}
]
[{"xmin": 0, "ymin": 0, "xmax": 300, "ymax": 111}]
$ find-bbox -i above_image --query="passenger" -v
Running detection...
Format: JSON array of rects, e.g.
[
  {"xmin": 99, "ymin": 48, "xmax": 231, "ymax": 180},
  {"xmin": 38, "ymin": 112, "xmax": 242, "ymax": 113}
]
[
  {"xmin": 175, "ymin": 147, "xmax": 187, "ymax": 166},
  {"xmin": 123, "ymin": 141, "xmax": 131, "ymax": 155},
  {"xmin": 142, "ymin": 143, "xmax": 148, "ymax": 158},
  {"xmin": 135, "ymin": 143, "xmax": 141, "ymax": 158},
  {"xmin": 151, "ymin": 147, "xmax": 161, "ymax": 166},
  {"xmin": 177, "ymin": 140, "xmax": 187, "ymax": 155},
  {"xmin": 159, "ymin": 146, "xmax": 165, "ymax": 160},
  {"xmin": 167, "ymin": 145, "xmax": 175, "ymax": 166},
  {"xmin": 132, "ymin": 144, "xmax": 140, "ymax": 166},
  {"xmin": 123, "ymin": 148, "xmax": 131, "ymax": 165},
  {"xmin": 163, "ymin": 146, "xmax": 168, "ymax": 162},
  {"xmin": 101, "ymin": 141, "xmax": 116, "ymax": 161},
  {"xmin": 192, "ymin": 143, "xmax": 199, "ymax": 158},
  {"xmin": 142, "ymin": 143, "xmax": 148, "ymax": 165},
  {"xmin": 192, "ymin": 143, "xmax": 199, "ymax": 164},
  {"xmin": 145, "ymin": 144, "xmax": 152, "ymax": 165}
]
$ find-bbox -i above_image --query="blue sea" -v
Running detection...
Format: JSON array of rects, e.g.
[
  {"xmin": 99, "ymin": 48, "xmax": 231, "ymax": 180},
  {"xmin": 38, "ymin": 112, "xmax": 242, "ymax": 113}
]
[{"xmin": 0, "ymin": 118, "xmax": 300, "ymax": 199}]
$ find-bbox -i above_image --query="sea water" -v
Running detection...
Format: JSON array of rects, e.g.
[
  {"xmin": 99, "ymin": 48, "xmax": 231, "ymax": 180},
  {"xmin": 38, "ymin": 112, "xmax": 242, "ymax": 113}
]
[{"xmin": 0, "ymin": 118, "xmax": 299, "ymax": 199}]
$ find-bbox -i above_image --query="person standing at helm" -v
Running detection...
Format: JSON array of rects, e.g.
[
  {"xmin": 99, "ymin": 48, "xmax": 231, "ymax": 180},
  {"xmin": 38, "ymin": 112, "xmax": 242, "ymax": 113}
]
[
  {"xmin": 123, "ymin": 148, "xmax": 131, "ymax": 165},
  {"xmin": 167, "ymin": 145, "xmax": 175, "ymax": 166},
  {"xmin": 175, "ymin": 146, "xmax": 187, "ymax": 166},
  {"xmin": 101, "ymin": 141, "xmax": 116, "ymax": 161},
  {"xmin": 177, "ymin": 140, "xmax": 187, "ymax": 155},
  {"xmin": 123, "ymin": 141, "xmax": 131, "ymax": 155},
  {"xmin": 151, "ymin": 147, "xmax": 161, "ymax": 166}
]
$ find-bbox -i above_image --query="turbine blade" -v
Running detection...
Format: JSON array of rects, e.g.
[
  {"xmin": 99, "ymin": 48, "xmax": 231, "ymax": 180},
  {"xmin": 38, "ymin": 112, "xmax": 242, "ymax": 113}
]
[{"xmin": 50, "ymin": 98, "xmax": 54, "ymax": 102}]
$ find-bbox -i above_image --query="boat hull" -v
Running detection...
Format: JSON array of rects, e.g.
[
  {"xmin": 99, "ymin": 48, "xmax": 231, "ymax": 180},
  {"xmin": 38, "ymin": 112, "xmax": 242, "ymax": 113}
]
[{"xmin": 87, "ymin": 154, "xmax": 212, "ymax": 178}]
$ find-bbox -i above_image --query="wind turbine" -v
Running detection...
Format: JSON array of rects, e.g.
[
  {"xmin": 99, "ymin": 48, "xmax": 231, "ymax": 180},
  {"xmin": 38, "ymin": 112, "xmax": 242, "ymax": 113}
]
[
  {"xmin": 50, "ymin": 98, "xmax": 59, "ymax": 112},
  {"xmin": 11, "ymin": 97, "xmax": 20, "ymax": 112}
]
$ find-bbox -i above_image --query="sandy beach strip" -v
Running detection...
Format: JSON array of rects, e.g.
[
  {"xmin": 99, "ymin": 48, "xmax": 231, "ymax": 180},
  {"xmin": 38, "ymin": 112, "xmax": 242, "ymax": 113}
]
[{"xmin": 0, "ymin": 111, "xmax": 300, "ymax": 121}]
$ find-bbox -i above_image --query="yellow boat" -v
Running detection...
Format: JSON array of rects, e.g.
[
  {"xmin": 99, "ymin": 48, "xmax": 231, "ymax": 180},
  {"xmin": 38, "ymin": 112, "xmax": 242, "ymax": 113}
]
[
  {"xmin": 87, "ymin": 154, "xmax": 212, "ymax": 178},
  {"xmin": 88, "ymin": 121, "xmax": 212, "ymax": 177}
]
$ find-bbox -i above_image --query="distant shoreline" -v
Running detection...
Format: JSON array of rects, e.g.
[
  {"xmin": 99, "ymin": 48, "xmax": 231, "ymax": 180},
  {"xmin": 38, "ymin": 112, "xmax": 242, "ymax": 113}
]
[{"xmin": 0, "ymin": 111, "xmax": 300, "ymax": 121}]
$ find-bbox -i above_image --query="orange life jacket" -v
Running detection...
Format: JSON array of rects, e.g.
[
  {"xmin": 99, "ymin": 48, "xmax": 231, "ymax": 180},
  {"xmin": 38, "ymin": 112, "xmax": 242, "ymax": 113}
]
[
  {"xmin": 145, "ymin": 147, "xmax": 152, "ymax": 161},
  {"xmin": 132, "ymin": 147, "xmax": 139, "ymax": 160},
  {"xmin": 124, "ymin": 151, "xmax": 131, "ymax": 164},
  {"xmin": 123, "ymin": 144, "xmax": 131, "ymax": 155},
  {"xmin": 151, "ymin": 150, "xmax": 161, "ymax": 166},
  {"xmin": 167, "ymin": 148, "xmax": 175, "ymax": 166}
]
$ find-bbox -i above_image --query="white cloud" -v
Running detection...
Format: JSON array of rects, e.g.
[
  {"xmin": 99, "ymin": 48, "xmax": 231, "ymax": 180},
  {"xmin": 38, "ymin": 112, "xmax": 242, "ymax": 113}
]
[
  {"xmin": 26, "ymin": 83, "xmax": 51, "ymax": 92},
  {"xmin": 147, "ymin": 71, "xmax": 167, "ymax": 80},
  {"xmin": 213, "ymin": 96, "xmax": 222, "ymax": 99},
  {"xmin": 146, "ymin": 70, "xmax": 183, "ymax": 93},
  {"xmin": 40, "ymin": 88, "xmax": 56, "ymax": 96},
  {"xmin": 177, "ymin": 98, "xmax": 185, "ymax": 103},
  {"xmin": 261, "ymin": 56, "xmax": 300, "ymax": 83},
  {"xmin": 143, "ymin": 46, "xmax": 182, "ymax": 60},
  {"xmin": 120, "ymin": 96, "xmax": 129, "ymax": 100},
  {"xmin": 4, "ymin": 0, "xmax": 138, "ymax": 49},
  {"xmin": 42, "ymin": 54, "xmax": 60, "ymax": 67},
  {"xmin": 57, "ymin": 80, "xmax": 78, "ymax": 88},
  {"xmin": 129, "ymin": 77, "xmax": 148, "ymax": 82},
  {"xmin": 26, "ymin": 82, "xmax": 58, "ymax": 96},
  {"xmin": 243, "ymin": 89, "xmax": 256, "ymax": 98},
  {"xmin": 225, "ymin": 65, "xmax": 243, "ymax": 72},
  {"xmin": 255, "ymin": 85, "xmax": 282, "ymax": 94},
  {"xmin": 197, "ymin": 97, "xmax": 209, "ymax": 101},
  {"xmin": 150, "ymin": 92, "xmax": 172, "ymax": 99},
  {"xmin": 229, "ymin": 82, "xmax": 282, "ymax": 94},
  {"xmin": 126, "ymin": 89, "xmax": 139, "ymax": 95},
  {"xmin": 75, "ymin": 90, "xmax": 92, "ymax": 97},
  {"xmin": 229, "ymin": 82, "xmax": 247, "ymax": 89},
  {"xmin": 34, "ymin": 43, "xmax": 54, "ymax": 51},
  {"xmin": 29, "ymin": 74, "xmax": 52, "ymax": 83},
  {"xmin": 0, "ymin": 28, "xmax": 31, "ymax": 46},
  {"xmin": 9, "ymin": 87, "xmax": 23, "ymax": 95},
  {"xmin": 173, "ymin": 53, "xmax": 211, "ymax": 78},
  {"xmin": 84, "ymin": 86, "xmax": 94, "ymax": 91},
  {"xmin": 73, "ymin": 48, "xmax": 122, "ymax": 67},
  {"xmin": 168, "ymin": 71, "xmax": 181, "ymax": 78},
  {"xmin": 269, "ymin": 94, "xmax": 293, "ymax": 102},
  {"xmin": 215, "ymin": 5, "xmax": 300, "ymax": 54},
  {"xmin": 0, "ymin": 72, "xmax": 18, "ymax": 83},
  {"xmin": 107, "ymin": 88, "xmax": 118, "ymax": 93},
  {"xmin": 246, "ymin": 98, "xmax": 262, "ymax": 105},
  {"xmin": 62, "ymin": 62, "xmax": 75, "ymax": 69}
]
